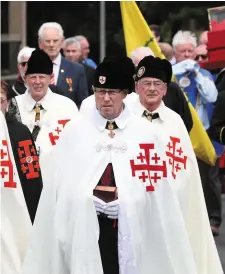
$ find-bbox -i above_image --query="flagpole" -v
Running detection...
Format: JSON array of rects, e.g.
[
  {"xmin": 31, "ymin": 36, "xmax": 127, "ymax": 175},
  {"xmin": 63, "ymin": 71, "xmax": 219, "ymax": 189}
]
[{"xmin": 100, "ymin": 1, "xmax": 106, "ymax": 62}]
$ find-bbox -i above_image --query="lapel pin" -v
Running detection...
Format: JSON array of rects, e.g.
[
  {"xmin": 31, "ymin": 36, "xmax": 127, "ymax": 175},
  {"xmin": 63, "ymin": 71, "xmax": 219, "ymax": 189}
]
[{"xmin": 61, "ymin": 69, "xmax": 64, "ymax": 73}]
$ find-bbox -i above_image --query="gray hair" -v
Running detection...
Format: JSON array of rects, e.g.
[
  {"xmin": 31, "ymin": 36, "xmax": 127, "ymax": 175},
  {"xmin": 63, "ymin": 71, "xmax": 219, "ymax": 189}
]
[
  {"xmin": 130, "ymin": 47, "xmax": 155, "ymax": 62},
  {"xmin": 74, "ymin": 35, "xmax": 87, "ymax": 42},
  {"xmin": 17, "ymin": 46, "xmax": 35, "ymax": 63},
  {"xmin": 172, "ymin": 30, "xmax": 197, "ymax": 49},
  {"xmin": 63, "ymin": 37, "xmax": 81, "ymax": 49},
  {"xmin": 38, "ymin": 22, "xmax": 64, "ymax": 40}
]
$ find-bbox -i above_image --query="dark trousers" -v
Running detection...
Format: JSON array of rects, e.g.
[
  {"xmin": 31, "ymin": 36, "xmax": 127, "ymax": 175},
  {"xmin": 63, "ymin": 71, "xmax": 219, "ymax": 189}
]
[
  {"xmin": 98, "ymin": 216, "xmax": 119, "ymax": 274},
  {"xmin": 197, "ymin": 158, "xmax": 222, "ymax": 227}
]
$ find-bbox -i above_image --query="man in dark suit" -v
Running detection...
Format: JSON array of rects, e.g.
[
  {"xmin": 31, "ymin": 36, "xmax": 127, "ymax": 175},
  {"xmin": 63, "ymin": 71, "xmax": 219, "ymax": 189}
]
[
  {"xmin": 38, "ymin": 22, "xmax": 88, "ymax": 108},
  {"xmin": 63, "ymin": 37, "xmax": 95, "ymax": 96}
]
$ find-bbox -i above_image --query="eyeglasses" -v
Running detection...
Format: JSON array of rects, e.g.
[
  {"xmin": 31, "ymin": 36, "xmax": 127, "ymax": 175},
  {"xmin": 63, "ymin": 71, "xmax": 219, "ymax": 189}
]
[
  {"xmin": 20, "ymin": 62, "xmax": 28, "ymax": 67},
  {"xmin": 138, "ymin": 80, "xmax": 165, "ymax": 89},
  {"xmin": 93, "ymin": 88, "xmax": 123, "ymax": 97},
  {"xmin": 195, "ymin": 55, "xmax": 207, "ymax": 61}
]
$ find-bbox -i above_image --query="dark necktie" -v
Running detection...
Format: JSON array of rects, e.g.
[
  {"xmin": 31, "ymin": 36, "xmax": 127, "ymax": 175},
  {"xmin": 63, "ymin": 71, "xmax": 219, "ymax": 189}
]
[
  {"xmin": 142, "ymin": 110, "xmax": 159, "ymax": 122},
  {"xmin": 32, "ymin": 104, "xmax": 43, "ymax": 141}
]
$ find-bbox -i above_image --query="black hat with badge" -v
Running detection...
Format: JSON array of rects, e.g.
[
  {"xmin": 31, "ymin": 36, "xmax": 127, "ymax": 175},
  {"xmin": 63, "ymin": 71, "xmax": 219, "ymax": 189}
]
[
  {"xmin": 135, "ymin": 56, "xmax": 172, "ymax": 84},
  {"xmin": 93, "ymin": 56, "xmax": 135, "ymax": 93},
  {"xmin": 25, "ymin": 49, "xmax": 53, "ymax": 75}
]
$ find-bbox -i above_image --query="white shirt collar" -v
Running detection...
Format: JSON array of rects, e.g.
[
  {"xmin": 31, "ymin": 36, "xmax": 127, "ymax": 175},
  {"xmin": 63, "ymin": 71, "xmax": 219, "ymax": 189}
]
[
  {"xmin": 52, "ymin": 53, "xmax": 61, "ymax": 66},
  {"xmin": 129, "ymin": 93, "xmax": 166, "ymax": 122},
  {"xmin": 24, "ymin": 87, "xmax": 54, "ymax": 111},
  {"xmin": 92, "ymin": 104, "xmax": 131, "ymax": 132}
]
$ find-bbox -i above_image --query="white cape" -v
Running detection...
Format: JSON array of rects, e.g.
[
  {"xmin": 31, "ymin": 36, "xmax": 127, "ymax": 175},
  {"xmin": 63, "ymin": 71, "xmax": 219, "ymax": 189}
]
[
  {"xmin": 0, "ymin": 112, "xmax": 32, "ymax": 274},
  {"xmin": 23, "ymin": 107, "xmax": 200, "ymax": 274},
  {"xmin": 125, "ymin": 93, "xmax": 223, "ymax": 274},
  {"xmin": 15, "ymin": 89, "xmax": 78, "ymax": 167}
]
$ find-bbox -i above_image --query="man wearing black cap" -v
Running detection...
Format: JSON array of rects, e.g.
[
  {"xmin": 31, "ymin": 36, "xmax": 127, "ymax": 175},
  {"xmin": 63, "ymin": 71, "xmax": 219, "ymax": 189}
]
[
  {"xmin": 22, "ymin": 57, "xmax": 204, "ymax": 274},
  {"xmin": 12, "ymin": 49, "xmax": 78, "ymax": 169},
  {"xmin": 126, "ymin": 55, "xmax": 223, "ymax": 274}
]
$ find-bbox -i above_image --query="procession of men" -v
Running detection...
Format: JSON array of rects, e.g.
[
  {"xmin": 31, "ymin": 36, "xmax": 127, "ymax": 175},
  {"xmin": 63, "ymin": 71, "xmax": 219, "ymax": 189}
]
[{"xmin": 1, "ymin": 20, "xmax": 225, "ymax": 274}]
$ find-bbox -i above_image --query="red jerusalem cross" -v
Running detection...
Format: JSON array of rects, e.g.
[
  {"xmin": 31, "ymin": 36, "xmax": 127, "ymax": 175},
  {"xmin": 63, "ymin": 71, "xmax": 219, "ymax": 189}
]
[
  {"xmin": 49, "ymin": 119, "xmax": 71, "ymax": 145},
  {"xmin": 130, "ymin": 143, "xmax": 167, "ymax": 192},
  {"xmin": 166, "ymin": 136, "xmax": 187, "ymax": 179},
  {"xmin": 0, "ymin": 140, "xmax": 16, "ymax": 188},
  {"xmin": 17, "ymin": 140, "xmax": 40, "ymax": 179}
]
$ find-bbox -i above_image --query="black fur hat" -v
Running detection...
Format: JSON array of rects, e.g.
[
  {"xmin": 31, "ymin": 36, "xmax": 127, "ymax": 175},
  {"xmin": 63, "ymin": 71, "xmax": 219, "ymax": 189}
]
[
  {"xmin": 25, "ymin": 49, "xmax": 53, "ymax": 75},
  {"xmin": 135, "ymin": 56, "xmax": 172, "ymax": 84},
  {"xmin": 93, "ymin": 56, "xmax": 135, "ymax": 93}
]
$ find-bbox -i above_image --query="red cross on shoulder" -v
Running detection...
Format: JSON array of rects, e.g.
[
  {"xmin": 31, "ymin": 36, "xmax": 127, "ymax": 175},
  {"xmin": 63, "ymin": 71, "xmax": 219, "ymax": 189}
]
[
  {"xmin": 0, "ymin": 140, "xmax": 17, "ymax": 188},
  {"xmin": 49, "ymin": 119, "xmax": 71, "ymax": 146},
  {"xmin": 17, "ymin": 140, "xmax": 40, "ymax": 179},
  {"xmin": 130, "ymin": 143, "xmax": 167, "ymax": 192},
  {"xmin": 166, "ymin": 136, "xmax": 187, "ymax": 179}
]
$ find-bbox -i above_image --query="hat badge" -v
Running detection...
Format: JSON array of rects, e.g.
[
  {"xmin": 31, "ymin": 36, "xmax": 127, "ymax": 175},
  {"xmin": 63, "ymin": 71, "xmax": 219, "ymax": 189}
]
[
  {"xmin": 137, "ymin": 66, "xmax": 145, "ymax": 78},
  {"xmin": 99, "ymin": 76, "xmax": 106, "ymax": 84}
]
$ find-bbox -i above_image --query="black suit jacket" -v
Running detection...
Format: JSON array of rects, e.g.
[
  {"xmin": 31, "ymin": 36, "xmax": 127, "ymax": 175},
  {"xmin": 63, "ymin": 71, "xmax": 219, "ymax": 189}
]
[
  {"xmin": 6, "ymin": 113, "xmax": 43, "ymax": 223},
  {"xmin": 163, "ymin": 82, "xmax": 193, "ymax": 133},
  {"xmin": 81, "ymin": 62, "xmax": 95, "ymax": 96},
  {"xmin": 57, "ymin": 57, "xmax": 88, "ymax": 108},
  {"xmin": 207, "ymin": 70, "xmax": 225, "ymax": 145}
]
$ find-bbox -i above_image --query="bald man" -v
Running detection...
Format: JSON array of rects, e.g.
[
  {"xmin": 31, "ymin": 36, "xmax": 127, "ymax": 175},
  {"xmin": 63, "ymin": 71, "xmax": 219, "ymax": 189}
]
[{"xmin": 199, "ymin": 31, "xmax": 208, "ymax": 46}]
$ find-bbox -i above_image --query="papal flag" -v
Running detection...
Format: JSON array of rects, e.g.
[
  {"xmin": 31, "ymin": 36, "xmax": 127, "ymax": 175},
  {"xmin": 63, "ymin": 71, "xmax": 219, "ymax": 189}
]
[{"xmin": 120, "ymin": 1, "xmax": 216, "ymax": 166}]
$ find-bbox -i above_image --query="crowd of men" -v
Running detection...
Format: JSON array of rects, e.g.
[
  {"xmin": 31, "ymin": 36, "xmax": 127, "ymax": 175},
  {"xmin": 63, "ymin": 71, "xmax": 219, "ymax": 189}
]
[{"xmin": 1, "ymin": 21, "xmax": 225, "ymax": 274}]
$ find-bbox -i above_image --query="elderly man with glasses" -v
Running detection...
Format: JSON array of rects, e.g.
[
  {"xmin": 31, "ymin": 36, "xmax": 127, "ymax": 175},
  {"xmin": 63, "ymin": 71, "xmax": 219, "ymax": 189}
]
[
  {"xmin": 21, "ymin": 56, "xmax": 217, "ymax": 274},
  {"xmin": 125, "ymin": 55, "xmax": 223, "ymax": 274},
  {"xmin": 172, "ymin": 30, "xmax": 223, "ymax": 236}
]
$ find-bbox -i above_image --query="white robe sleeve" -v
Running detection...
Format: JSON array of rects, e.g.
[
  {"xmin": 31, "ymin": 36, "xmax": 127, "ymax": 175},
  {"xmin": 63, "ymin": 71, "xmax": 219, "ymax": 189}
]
[{"xmin": 195, "ymin": 72, "xmax": 218, "ymax": 104}]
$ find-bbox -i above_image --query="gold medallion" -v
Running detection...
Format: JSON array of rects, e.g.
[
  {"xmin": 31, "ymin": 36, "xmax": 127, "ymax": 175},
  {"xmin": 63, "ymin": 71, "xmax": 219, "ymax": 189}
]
[{"xmin": 147, "ymin": 115, "xmax": 152, "ymax": 121}]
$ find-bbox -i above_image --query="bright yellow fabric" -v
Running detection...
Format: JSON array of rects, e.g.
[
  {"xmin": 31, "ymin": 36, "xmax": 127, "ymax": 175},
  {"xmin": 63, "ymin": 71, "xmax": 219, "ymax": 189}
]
[
  {"xmin": 120, "ymin": 1, "xmax": 216, "ymax": 166},
  {"xmin": 120, "ymin": 1, "xmax": 164, "ymax": 58}
]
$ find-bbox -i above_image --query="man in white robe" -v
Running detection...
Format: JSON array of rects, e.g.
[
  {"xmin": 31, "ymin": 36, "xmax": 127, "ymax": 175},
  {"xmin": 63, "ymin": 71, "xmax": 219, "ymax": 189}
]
[
  {"xmin": 12, "ymin": 49, "xmax": 78, "ymax": 167},
  {"xmin": 0, "ymin": 111, "xmax": 32, "ymax": 274},
  {"xmin": 126, "ymin": 55, "xmax": 223, "ymax": 274},
  {"xmin": 23, "ymin": 57, "xmax": 206, "ymax": 274}
]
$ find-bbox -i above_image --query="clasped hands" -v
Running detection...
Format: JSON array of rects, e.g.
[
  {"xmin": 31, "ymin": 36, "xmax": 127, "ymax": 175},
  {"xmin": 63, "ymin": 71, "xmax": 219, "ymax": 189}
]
[
  {"xmin": 184, "ymin": 60, "xmax": 200, "ymax": 75},
  {"xmin": 172, "ymin": 59, "xmax": 200, "ymax": 76},
  {"xmin": 93, "ymin": 196, "xmax": 119, "ymax": 219}
]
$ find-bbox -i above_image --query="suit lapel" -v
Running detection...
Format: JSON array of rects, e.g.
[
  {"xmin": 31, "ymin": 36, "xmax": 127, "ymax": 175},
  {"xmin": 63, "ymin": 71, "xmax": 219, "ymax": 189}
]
[{"xmin": 57, "ymin": 57, "xmax": 67, "ymax": 87}]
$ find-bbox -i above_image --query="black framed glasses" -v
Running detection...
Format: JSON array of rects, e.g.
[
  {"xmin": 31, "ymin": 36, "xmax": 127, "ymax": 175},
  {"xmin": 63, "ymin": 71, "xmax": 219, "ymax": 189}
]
[
  {"xmin": 20, "ymin": 62, "xmax": 28, "ymax": 67},
  {"xmin": 92, "ymin": 87, "xmax": 123, "ymax": 97}
]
